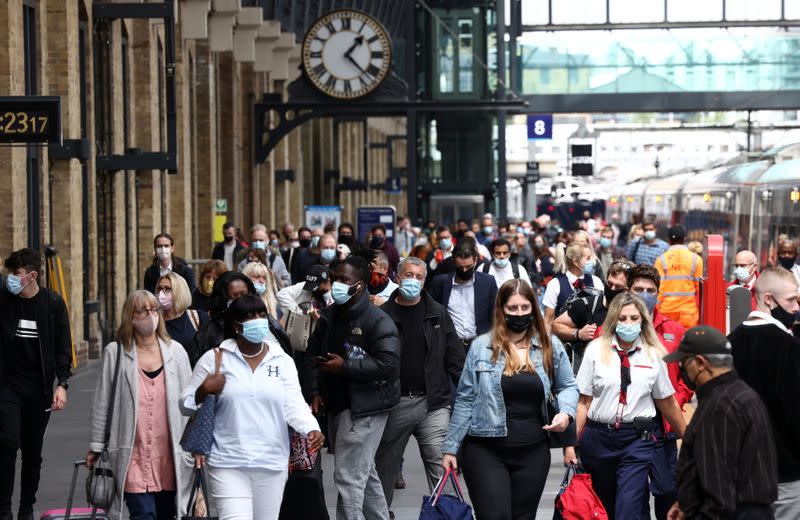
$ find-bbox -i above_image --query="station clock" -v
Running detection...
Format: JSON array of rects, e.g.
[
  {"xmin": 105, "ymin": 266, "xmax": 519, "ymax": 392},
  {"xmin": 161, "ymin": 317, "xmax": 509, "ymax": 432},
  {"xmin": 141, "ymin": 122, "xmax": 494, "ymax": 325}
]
[{"xmin": 302, "ymin": 9, "xmax": 392, "ymax": 100}]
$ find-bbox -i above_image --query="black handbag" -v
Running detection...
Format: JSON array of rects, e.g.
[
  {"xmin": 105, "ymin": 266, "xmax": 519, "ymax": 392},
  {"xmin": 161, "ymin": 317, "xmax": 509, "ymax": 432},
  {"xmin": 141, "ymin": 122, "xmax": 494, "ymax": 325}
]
[
  {"xmin": 547, "ymin": 389, "xmax": 577, "ymax": 449},
  {"xmin": 86, "ymin": 340, "xmax": 122, "ymax": 509},
  {"xmin": 182, "ymin": 466, "xmax": 218, "ymax": 520}
]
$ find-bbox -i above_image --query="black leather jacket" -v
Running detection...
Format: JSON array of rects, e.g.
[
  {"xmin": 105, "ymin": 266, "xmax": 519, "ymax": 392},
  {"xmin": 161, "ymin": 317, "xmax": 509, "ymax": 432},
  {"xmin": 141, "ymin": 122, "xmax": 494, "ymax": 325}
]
[
  {"xmin": 305, "ymin": 293, "xmax": 400, "ymax": 418},
  {"xmin": 380, "ymin": 290, "xmax": 465, "ymax": 411}
]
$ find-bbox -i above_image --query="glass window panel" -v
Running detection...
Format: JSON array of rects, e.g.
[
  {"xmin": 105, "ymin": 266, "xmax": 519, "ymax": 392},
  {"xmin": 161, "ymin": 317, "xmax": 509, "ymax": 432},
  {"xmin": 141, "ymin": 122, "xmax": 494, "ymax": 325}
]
[
  {"xmin": 610, "ymin": 0, "xmax": 665, "ymax": 23},
  {"xmin": 725, "ymin": 0, "xmax": 782, "ymax": 20},
  {"xmin": 504, "ymin": 0, "xmax": 511, "ymax": 26},
  {"xmin": 788, "ymin": 1, "xmax": 800, "ymax": 19},
  {"xmin": 439, "ymin": 30, "xmax": 455, "ymax": 93},
  {"xmin": 458, "ymin": 18, "xmax": 474, "ymax": 93},
  {"xmin": 667, "ymin": 0, "xmax": 723, "ymax": 21},
  {"xmin": 551, "ymin": 0, "xmax": 607, "ymax": 24},
  {"xmin": 521, "ymin": 0, "xmax": 550, "ymax": 25}
]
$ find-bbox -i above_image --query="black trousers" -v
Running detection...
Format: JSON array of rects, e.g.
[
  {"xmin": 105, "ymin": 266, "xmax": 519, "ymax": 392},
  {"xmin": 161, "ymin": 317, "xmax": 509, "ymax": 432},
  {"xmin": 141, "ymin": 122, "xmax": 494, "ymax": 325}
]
[
  {"xmin": 0, "ymin": 386, "xmax": 50, "ymax": 515},
  {"xmin": 461, "ymin": 437, "xmax": 551, "ymax": 520}
]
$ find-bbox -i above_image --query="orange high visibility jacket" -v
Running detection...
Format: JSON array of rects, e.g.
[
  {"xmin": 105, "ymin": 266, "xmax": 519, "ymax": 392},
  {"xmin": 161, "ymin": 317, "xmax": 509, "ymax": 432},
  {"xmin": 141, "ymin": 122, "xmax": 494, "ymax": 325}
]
[{"xmin": 655, "ymin": 245, "xmax": 703, "ymax": 328}]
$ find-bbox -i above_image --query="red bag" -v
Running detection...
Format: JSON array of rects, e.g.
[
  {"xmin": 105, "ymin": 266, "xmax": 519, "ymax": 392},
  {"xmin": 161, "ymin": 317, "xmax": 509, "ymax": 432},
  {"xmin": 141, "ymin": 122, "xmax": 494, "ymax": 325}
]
[{"xmin": 554, "ymin": 464, "xmax": 608, "ymax": 520}]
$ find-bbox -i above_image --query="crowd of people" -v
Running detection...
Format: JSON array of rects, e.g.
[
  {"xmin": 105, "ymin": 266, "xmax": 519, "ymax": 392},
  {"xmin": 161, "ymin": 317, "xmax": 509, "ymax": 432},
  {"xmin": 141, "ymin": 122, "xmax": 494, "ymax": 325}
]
[{"xmin": 1, "ymin": 210, "xmax": 800, "ymax": 520}]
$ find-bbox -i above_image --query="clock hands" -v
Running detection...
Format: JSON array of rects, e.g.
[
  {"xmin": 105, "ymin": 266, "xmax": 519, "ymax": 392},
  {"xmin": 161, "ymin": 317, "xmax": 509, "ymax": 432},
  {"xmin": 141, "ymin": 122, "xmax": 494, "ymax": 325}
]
[{"xmin": 343, "ymin": 35, "xmax": 364, "ymax": 61}]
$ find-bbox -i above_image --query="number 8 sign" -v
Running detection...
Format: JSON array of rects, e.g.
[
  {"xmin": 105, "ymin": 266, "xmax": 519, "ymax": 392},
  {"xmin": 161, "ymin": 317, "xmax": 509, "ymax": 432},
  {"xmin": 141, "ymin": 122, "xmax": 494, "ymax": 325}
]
[{"xmin": 527, "ymin": 114, "xmax": 553, "ymax": 140}]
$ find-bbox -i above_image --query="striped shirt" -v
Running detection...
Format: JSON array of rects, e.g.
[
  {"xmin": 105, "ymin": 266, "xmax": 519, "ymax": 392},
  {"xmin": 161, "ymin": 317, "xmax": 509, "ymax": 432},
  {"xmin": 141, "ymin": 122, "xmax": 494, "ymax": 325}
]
[{"xmin": 677, "ymin": 371, "xmax": 778, "ymax": 518}]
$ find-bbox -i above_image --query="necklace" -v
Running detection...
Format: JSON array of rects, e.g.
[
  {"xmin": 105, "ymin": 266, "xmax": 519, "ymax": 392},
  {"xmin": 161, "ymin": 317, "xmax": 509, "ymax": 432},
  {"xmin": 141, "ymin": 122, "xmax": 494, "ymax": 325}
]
[{"xmin": 240, "ymin": 342, "xmax": 265, "ymax": 358}]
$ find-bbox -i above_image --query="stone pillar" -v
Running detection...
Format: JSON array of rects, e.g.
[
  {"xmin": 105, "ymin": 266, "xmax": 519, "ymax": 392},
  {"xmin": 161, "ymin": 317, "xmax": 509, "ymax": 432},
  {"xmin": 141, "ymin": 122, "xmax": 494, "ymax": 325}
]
[
  {"xmin": 194, "ymin": 41, "xmax": 218, "ymax": 257},
  {"xmin": 216, "ymin": 51, "xmax": 242, "ymax": 228},
  {"xmin": 171, "ymin": 22, "xmax": 193, "ymax": 258}
]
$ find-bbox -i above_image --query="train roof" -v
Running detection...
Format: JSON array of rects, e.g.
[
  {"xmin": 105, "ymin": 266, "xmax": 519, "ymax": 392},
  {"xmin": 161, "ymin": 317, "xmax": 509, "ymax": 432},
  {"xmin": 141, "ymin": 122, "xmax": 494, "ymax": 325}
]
[
  {"xmin": 754, "ymin": 159, "xmax": 800, "ymax": 185},
  {"xmin": 716, "ymin": 160, "xmax": 771, "ymax": 185}
]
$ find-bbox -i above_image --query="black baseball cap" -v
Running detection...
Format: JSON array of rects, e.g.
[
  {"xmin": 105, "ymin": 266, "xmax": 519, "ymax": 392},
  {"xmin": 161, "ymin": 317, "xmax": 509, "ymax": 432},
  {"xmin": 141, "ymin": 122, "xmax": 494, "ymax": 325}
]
[
  {"xmin": 663, "ymin": 325, "xmax": 731, "ymax": 362},
  {"xmin": 668, "ymin": 224, "xmax": 686, "ymax": 241},
  {"xmin": 304, "ymin": 265, "xmax": 331, "ymax": 292}
]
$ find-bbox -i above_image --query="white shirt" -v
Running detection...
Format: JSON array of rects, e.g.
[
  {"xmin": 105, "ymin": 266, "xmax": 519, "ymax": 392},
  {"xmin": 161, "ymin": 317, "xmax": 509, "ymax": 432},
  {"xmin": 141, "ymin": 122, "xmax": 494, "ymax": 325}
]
[
  {"xmin": 449, "ymin": 276, "xmax": 476, "ymax": 340},
  {"xmin": 791, "ymin": 264, "xmax": 800, "ymax": 287},
  {"xmin": 181, "ymin": 339, "xmax": 319, "ymax": 470},
  {"xmin": 475, "ymin": 242, "xmax": 491, "ymax": 261},
  {"xmin": 743, "ymin": 310, "xmax": 792, "ymax": 335},
  {"xmin": 223, "ymin": 242, "xmax": 236, "ymax": 270},
  {"xmin": 486, "ymin": 261, "xmax": 532, "ymax": 288},
  {"xmin": 576, "ymin": 337, "xmax": 674, "ymax": 424},
  {"xmin": 542, "ymin": 271, "xmax": 605, "ymax": 310},
  {"xmin": 158, "ymin": 262, "xmax": 173, "ymax": 277},
  {"xmin": 276, "ymin": 282, "xmax": 333, "ymax": 315}
]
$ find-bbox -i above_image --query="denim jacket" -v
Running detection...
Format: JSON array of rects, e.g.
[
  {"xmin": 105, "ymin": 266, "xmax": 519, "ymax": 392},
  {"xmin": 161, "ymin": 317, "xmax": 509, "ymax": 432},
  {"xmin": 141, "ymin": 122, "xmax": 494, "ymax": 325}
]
[{"xmin": 442, "ymin": 332, "xmax": 578, "ymax": 455}]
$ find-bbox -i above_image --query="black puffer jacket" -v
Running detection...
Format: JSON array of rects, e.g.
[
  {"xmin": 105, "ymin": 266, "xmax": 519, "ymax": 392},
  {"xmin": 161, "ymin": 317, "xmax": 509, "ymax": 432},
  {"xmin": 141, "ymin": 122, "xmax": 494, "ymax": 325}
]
[{"xmin": 305, "ymin": 293, "xmax": 400, "ymax": 418}]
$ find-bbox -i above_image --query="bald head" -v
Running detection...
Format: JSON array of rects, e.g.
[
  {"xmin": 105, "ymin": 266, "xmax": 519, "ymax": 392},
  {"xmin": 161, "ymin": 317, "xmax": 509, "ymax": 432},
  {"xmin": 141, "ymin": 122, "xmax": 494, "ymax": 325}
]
[
  {"xmin": 734, "ymin": 250, "xmax": 758, "ymax": 283},
  {"xmin": 754, "ymin": 267, "xmax": 799, "ymax": 315}
]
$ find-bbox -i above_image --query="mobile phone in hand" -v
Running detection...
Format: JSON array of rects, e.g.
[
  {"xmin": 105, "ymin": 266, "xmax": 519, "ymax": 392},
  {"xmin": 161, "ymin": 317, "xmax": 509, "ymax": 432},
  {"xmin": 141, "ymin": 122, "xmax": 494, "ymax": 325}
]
[{"xmin": 311, "ymin": 354, "xmax": 333, "ymax": 364}]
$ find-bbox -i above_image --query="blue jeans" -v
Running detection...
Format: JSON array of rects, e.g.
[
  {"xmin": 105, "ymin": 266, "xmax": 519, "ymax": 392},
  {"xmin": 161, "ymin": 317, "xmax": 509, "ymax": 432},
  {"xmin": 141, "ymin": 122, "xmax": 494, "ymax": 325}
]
[{"xmin": 123, "ymin": 490, "xmax": 176, "ymax": 520}]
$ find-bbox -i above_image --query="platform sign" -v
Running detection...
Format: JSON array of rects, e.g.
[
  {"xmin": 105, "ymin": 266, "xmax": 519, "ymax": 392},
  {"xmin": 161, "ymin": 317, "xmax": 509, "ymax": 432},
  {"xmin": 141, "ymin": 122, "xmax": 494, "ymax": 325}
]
[
  {"xmin": 305, "ymin": 205, "xmax": 342, "ymax": 230},
  {"xmin": 527, "ymin": 114, "xmax": 552, "ymax": 140},
  {"xmin": 214, "ymin": 198, "xmax": 228, "ymax": 213},
  {"xmin": 0, "ymin": 96, "xmax": 61, "ymax": 144},
  {"xmin": 357, "ymin": 205, "xmax": 396, "ymax": 244}
]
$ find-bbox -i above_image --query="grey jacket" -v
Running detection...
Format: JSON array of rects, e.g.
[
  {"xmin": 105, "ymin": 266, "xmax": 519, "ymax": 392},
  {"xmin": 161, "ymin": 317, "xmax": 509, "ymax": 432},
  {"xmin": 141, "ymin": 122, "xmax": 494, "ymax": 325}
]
[{"xmin": 90, "ymin": 339, "xmax": 193, "ymax": 519}]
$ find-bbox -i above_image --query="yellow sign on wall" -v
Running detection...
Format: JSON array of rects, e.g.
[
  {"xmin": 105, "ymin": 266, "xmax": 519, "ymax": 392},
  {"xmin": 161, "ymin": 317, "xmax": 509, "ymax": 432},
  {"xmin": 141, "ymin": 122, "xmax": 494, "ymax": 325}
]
[{"xmin": 214, "ymin": 215, "xmax": 227, "ymax": 243}]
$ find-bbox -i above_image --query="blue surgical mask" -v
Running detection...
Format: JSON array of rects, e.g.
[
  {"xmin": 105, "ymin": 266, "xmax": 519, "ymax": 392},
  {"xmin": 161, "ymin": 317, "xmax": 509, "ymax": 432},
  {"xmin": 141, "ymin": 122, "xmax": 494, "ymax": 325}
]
[
  {"xmin": 241, "ymin": 318, "xmax": 272, "ymax": 344},
  {"xmin": 616, "ymin": 322, "xmax": 642, "ymax": 343},
  {"xmin": 599, "ymin": 237, "xmax": 612, "ymax": 249},
  {"xmin": 644, "ymin": 230, "xmax": 656, "ymax": 241},
  {"xmin": 399, "ymin": 278, "xmax": 422, "ymax": 299},
  {"xmin": 331, "ymin": 281, "xmax": 358, "ymax": 305},
  {"xmin": 270, "ymin": 239, "xmax": 279, "ymax": 247},
  {"xmin": 483, "ymin": 226, "xmax": 493, "ymax": 236},
  {"xmin": 253, "ymin": 281, "xmax": 266, "ymax": 295},
  {"xmin": 582, "ymin": 261, "xmax": 595, "ymax": 275},
  {"xmin": 310, "ymin": 236, "xmax": 320, "ymax": 248},
  {"xmin": 734, "ymin": 266, "xmax": 752, "ymax": 283},
  {"xmin": 494, "ymin": 258, "xmax": 510, "ymax": 269},
  {"xmin": 440, "ymin": 238, "xmax": 452, "ymax": 250},
  {"xmin": 638, "ymin": 291, "xmax": 658, "ymax": 314},
  {"xmin": 6, "ymin": 273, "xmax": 28, "ymax": 295},
  {"xmin": 321, "ymin": 249, "xmax": 337, "ymax": 263},
  {"xmin": 252, "ymin": 241, "xmax": 266, "ymax": 250}
]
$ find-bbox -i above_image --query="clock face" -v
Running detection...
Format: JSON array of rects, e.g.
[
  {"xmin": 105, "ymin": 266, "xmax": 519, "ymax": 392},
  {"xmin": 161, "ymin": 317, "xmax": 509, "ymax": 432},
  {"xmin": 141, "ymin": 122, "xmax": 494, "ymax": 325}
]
[{"xmin": 302, "ymin": 9, "xmax": 392, "ymax": 100}]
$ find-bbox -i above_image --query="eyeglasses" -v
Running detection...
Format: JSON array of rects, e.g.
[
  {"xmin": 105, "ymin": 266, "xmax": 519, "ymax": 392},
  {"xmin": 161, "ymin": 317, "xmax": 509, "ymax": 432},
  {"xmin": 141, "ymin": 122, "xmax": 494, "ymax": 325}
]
[{"xmin": 133, "ymin": 307, "xmax": 160, "ymax": 318}]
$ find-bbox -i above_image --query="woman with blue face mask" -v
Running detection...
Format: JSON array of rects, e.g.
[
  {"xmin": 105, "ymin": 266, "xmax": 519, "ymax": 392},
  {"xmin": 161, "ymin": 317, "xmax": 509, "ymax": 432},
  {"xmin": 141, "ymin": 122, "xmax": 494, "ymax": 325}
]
[
  {"xmin": 484, "ymin": 238, "xmax": 533, "ymax": 289},
  {"xmin": 241, "ymin": 261, "xmax": 280, "ymax": 319},
  {"xmin": 181, "ymin": 295, "xmax": 323, "ymax": 520},
  {"xmin": 574, "ymin": 293, "xmax": 686, "ymax": 519}
]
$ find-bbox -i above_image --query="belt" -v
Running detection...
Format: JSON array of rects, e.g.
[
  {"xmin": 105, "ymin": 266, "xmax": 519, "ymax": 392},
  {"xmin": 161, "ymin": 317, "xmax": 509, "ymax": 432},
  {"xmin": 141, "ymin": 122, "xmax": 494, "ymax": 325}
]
[
  {"xmin": 587, "ymin": 420, "xmax": 637, "ymax": 430},
  {"xmin": 401, "ymin": 389, "xmax": 426, "ymax": 399},
  {"xmin": 460, "ymin": 338, "xmax": 475, "ymax": 347}
]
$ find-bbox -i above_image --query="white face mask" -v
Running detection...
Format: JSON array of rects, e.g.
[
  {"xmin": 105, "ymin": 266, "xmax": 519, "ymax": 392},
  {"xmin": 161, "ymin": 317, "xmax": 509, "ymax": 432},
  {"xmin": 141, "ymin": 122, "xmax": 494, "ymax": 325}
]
[{"xmin": 156, "ymin": 246, "xmax": 171, "ymax": 260}]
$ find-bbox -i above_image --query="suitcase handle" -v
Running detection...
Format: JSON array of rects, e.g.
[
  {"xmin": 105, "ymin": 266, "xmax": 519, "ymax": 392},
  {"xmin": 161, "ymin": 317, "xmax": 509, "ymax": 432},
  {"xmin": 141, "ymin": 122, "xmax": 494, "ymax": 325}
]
[{"xmin": 65, "ymin": 459, "xmax": 98, "ymax": 520}]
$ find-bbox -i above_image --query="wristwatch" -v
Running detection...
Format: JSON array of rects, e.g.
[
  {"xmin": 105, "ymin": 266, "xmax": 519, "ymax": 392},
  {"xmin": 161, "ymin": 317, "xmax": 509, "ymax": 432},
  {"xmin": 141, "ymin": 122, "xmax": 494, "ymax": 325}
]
[
  {"xmin": 57, "ymin": 381, "xmax": 69, "ymax": 390},
  {"xmin": 573, "ymin": 328, "xmax": 579, "ymax": 339}
]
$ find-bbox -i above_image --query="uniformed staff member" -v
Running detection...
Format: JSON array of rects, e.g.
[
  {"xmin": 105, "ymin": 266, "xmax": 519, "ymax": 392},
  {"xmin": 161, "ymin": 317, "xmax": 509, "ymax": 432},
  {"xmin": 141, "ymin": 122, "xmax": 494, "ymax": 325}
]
[
  {"xmin": 655, "ymin": 225, "xmax": 702, "ymax": 329},
  {"xmin": 543, "ymin": 243, "xmax": 604, "ymax": 332},
  {"xmin": 576, "ymin": 293, "xmax": 686, "ymax": 519},
  {"xmin": 728, "ymin": 249, "xmax": 759, "ymax": 310}
]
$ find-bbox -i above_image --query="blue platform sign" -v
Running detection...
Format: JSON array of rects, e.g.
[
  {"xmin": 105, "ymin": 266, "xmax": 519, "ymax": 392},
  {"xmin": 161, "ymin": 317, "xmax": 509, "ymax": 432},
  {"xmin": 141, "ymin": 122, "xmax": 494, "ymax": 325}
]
[
  {"xmin": 527, "ymin": 114, "xmax": 553, "ymax": 140},
  {"xmin": 357, "ymin": 205, "xmax": 396, "ymax": 244}
]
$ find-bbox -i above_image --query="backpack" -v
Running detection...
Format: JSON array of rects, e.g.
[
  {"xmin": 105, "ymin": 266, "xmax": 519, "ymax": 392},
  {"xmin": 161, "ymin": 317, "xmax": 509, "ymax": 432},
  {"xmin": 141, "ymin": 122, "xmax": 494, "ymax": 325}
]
[
  {"xmin": 555, "ymin": 273, "xmax": 595, "ymax": 317},
  {"xmin": 482, "ymin": 260, "xmax": 520, "ymax": 279}
]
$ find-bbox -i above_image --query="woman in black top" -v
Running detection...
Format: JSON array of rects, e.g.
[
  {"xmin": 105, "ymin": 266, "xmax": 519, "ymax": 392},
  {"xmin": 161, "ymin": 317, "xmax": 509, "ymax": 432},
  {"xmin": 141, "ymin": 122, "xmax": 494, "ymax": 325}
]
[
  {"xmin": 157, "ymin": 273, "xmax": 207, "ymax": 356},
  {"xmin": 142, "ymin": 233, "xmax": 196, "ymax": 294}
]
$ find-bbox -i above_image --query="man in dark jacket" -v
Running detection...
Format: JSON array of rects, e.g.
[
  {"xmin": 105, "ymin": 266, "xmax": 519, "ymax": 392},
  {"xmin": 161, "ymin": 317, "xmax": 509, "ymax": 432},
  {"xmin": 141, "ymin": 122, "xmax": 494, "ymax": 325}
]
[
  {"xmin": 211, "ymin": 222, "xmax": 245, "ymax": 270},
  {"xmin": 0, "ymin": 249, "xmax": 72, "ymax": 520},
  {"xmin": 430, "ymin": 238, "xmax": 497, "ymax": 353},
  {"xmin": 375, "ymin": 256, "xmax": 465, "ymax": 510},
  {"xmin": 728, "ymin": 267, "xmax": 800, "ymax": 519},
  {"xmin": 305, "ymin": 254, "xmax": 400, "ymax": 520}
]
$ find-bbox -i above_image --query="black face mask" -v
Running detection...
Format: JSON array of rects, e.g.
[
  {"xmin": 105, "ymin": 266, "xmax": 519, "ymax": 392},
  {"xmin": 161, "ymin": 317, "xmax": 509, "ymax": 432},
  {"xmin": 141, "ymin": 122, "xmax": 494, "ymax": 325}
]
[
  {"xmin": 338, "ymin": 235, "xmax": 354, "ymax": 246},
  {"xmin": 455, "ymin": 265, "xmax": 475, "ymax": 281},
  {"xmin": 769, "ymin": 299, "xmax": 799, "ymax": 329},
  {"xmin": 505, "ymin": 312, "xmax": 535, "ymax": 333},
  {"xmin": 779, "ymin": 257, "xmax": 797, "ymax": 270},
  {"xmin": 224, "ymin": 235, "xmax": 234, "ymax": 243},
  {"xmin": 298, "ymin": 238, "xmax": 311, "ymax": 248},
  {"xmin": 369, "ymin": 236, "xmax": 385, "ymax": 249},
  {"xmin": 604, "ymin": 287, "xmax": 626, "ymax": 306},
  {"xmin": 679, "ymin": 360, "xmax": 697, "ymax": 391}
]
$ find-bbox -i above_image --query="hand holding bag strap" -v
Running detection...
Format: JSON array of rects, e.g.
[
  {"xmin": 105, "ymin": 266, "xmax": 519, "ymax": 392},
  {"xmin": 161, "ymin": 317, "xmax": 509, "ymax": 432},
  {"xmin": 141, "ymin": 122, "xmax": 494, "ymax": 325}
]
[
  {"xmin": 198, "ymin": 467, "xmax": 212, "ymax": 518},
  {"xmin": 447, "ymin": 469, "xmax": 466, "ymax": 502},
  {"xmin": 185, "ymin": 467, "xmax": 202, "ymax": 514}
]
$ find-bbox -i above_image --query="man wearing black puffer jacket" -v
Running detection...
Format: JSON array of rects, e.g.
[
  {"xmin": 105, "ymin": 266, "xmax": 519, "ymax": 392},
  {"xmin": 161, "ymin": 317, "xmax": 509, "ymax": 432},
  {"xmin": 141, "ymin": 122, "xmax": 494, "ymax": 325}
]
[{"xmin": 305, "ymin": 253, "xmax": 400, "ymax": 520}]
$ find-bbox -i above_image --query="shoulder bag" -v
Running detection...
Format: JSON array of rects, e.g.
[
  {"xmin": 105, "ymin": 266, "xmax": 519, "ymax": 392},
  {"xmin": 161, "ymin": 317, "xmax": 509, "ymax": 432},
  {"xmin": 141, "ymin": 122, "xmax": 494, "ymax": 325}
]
[
  {"xmin": 180, "ymin": 349, "xmax": 223, "ymax": 455},
  {"xmin": 553, "ymin": 463, "xmax": 608, "ymax": 520},
  {"xmin": 86, "ymin": 340, "xmax": 122, "ymax": 509}
]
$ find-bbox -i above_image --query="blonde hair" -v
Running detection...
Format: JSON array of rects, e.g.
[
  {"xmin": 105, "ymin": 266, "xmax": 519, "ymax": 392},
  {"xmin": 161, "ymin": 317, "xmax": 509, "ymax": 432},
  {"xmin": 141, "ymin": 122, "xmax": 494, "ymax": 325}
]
[
  {"xmin": 597, "ymin": 293, "xmax": 666, "ymax": 365},
  {"xmin": 573, "ymin": 230, "xmax": 599, "ymax": 262},
  {"xmin": 553, "ymin": 242, "xmax": 590, "ymax": 274},
  {"xmin": 158, "ymin": 272, "xmax": 192, "ymax": 314},
  {"xmin": 241, "ymin": 262, "xmax": 279, "ymax": 317},
  {"xmin": 117, "ymin": 290, "xmax": 171, "ymax": 352},
  {"xmin": 628, "ymin": 224, "xmax": 643, "ymax": 243},
  {"xmin": 687, "ymin": 241, "xmax": 703, "ymax": 257},
  {"xmin": 491, "ymin": 279, "xmax": 553, "ymax": 377}
]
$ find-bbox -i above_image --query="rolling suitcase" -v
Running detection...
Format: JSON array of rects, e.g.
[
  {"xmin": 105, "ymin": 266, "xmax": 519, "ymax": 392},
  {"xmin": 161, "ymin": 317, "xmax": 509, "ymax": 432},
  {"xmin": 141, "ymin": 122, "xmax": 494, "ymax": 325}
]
[{"xmin": 39, "ymin": 459, "xmax": 108, "ymax": 520}]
